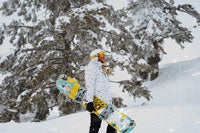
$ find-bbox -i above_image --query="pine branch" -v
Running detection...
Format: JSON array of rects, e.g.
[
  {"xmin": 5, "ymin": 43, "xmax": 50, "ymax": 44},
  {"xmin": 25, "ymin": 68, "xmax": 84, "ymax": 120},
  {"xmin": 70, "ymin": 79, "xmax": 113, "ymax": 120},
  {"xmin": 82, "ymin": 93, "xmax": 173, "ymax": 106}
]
[
  {"xmin": 109, "ymin": 80, "xmax": 120, "ymax": 83},
  {"xmin": 162, "ymin": 1, "xmax": 200, "ymax": 24},
  {"xmin": 72, "ymin": 41, "xmax": 86, "ymax": 55},
  {"xmin": 21, "ymin": 48, "xmax": 39, "ymax": 52},
  {"xmin": 48, "ymin": 58, "xmax": 63, "ymax": 61},
  {"xmin": 21, "ymin": 47, "xmax": 64, "ymax": 52},
  {"xmin": 7, "ymin": 25, "xmax": 36, "ymax": 29},
  {"xmin": 48, "ymin": 103, "xmax": 59, "ymax": 110},
  {"xmin": 99, "ymin": 29, "xmax": 133, "ymax": 40},
  {"xmin": 6, "ymin": 25, "xmax": 59, "ymax": 33},
  {"xmin": 177, "ymin": 4, "xmax": 200, "ymax": 24}
]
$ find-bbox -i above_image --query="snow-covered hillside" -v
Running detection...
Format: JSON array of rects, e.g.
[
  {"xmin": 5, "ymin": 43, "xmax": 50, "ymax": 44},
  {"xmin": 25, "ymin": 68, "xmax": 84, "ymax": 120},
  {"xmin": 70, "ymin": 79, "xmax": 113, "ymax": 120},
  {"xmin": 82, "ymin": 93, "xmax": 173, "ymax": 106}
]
[
  {"xmin": 1, "ymin": 57, "xmax": 200, "ymax": 133},
  {"xmin": 148, "ymin": 57, "xmax": 200, "ymax": 106}
]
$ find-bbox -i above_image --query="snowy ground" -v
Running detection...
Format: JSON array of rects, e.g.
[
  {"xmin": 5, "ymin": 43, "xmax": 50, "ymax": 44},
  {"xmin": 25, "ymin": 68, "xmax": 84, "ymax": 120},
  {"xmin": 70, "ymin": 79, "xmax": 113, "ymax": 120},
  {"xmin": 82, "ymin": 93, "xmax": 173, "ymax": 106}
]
[{"xmin": 1, "ymin": 57, "xmax": 200, "ymax": 133}]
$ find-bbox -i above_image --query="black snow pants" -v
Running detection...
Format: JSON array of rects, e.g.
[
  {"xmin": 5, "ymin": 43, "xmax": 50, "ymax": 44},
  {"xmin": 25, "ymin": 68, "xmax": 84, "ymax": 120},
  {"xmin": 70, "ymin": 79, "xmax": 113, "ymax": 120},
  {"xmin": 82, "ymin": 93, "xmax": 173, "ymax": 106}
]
[{"xmin": 89, "ymin": 113, "xmax": 117, "ymax": 133}]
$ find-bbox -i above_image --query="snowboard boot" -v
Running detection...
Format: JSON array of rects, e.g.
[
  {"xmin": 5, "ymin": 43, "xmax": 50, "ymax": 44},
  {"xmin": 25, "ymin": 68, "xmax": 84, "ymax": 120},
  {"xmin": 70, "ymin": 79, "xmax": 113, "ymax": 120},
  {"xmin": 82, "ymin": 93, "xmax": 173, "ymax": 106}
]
[
  {"xmin": 106, "ymin": 124, "xmax": 117, "ymax": 133},
  {"xmin": 89, "ymin": 113, "xmax": 102, "ymax": 133}
]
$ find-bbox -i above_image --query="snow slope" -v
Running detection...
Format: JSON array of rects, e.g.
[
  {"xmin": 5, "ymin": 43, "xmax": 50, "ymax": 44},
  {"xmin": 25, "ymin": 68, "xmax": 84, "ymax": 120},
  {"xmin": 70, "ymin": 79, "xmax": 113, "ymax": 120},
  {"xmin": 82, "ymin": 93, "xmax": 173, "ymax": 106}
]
[
  {"xmin": 1, "ymin": 57, "xmax": 200, "ymax": 133},
  {"xmin": 148, "ymin": 57, "xmax": 200, "ymax": 106}
]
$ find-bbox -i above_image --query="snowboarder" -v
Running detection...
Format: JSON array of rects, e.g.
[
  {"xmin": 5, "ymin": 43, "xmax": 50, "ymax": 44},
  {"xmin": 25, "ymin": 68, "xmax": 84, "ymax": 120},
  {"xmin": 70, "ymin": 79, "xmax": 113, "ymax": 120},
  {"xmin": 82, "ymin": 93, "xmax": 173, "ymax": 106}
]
[{"xmin": 85, "ymin": 49, "xmax": 117, "ymax": 133}]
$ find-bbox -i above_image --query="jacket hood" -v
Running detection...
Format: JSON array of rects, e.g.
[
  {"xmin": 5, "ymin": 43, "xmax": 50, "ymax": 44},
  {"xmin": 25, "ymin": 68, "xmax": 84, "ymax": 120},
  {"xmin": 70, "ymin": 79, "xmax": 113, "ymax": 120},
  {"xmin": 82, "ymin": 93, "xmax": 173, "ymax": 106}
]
[
  {"xmin": 90, "ymin": 49, "xmax": 104, "ymax": 57},
  {"xmin": 89, "ymin": 49, "xmax": 104, "ymax": 61}
]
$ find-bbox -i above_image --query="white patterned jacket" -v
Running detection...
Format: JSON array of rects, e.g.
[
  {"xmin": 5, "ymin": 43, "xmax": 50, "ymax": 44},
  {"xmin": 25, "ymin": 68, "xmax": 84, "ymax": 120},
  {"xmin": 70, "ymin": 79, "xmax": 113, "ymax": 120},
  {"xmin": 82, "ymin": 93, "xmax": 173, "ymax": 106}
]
[{"xmin": 85, "ymin": 57, "xmax": 112, "ymax": 104}]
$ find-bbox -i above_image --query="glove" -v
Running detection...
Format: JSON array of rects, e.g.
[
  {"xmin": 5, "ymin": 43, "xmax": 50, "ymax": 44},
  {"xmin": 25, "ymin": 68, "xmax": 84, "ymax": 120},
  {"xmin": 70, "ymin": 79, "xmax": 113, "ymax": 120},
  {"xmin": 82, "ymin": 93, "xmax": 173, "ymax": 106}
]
[
  {"xmin": 86, "ymin": 102, "xmax": 95, "ymax": 112},
  {"xmin": 106, "ymin": 67, "xmax": 112, "ymax": 76}
]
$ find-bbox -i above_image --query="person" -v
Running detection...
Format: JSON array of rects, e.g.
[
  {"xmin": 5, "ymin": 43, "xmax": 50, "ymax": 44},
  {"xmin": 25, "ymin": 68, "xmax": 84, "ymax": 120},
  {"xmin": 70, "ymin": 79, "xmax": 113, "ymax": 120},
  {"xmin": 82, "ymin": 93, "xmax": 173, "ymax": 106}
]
[{"xmin": 85, "ymin": 49, "xmax": 117, "ymax": 133}]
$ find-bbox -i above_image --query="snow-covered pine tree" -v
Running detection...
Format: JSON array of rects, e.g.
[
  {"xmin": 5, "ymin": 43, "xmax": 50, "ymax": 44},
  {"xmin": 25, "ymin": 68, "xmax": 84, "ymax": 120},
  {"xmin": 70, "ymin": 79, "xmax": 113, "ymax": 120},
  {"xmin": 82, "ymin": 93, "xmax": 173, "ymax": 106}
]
[
  {"xmin": 0, "ymin": 0, "xmax": 127, "ymax": 122},
  {"xmin": 106, "ymin": 0, "xmax": 200, "ymax": 99},
  {"xmin": 0, "ymin": 0, "xmax": 91, "ymax": 122},
  {"xmin": 0, "ymin": 0, "xmax": 199, "ymax": 122}
]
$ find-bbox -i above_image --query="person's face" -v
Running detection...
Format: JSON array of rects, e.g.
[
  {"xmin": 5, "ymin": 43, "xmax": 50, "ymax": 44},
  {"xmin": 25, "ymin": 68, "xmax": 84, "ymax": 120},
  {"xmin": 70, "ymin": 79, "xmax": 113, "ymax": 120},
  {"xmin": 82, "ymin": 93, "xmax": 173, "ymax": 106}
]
[
  {"xmin": 98, "ymin": 56, "xmax": 106, "ymax": 63},
  {"xmin": 97, "ymin": 52, "xmax": 106, "ymax": 63}
]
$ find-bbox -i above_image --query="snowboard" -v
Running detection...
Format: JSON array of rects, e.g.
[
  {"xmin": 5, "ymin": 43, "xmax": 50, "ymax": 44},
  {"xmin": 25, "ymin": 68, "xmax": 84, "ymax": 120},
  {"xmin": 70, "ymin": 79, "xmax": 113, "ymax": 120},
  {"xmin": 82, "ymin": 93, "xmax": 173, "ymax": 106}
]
[{"xmin": 56, "ymin": 74, "xmax": 136, "ymax": 133}]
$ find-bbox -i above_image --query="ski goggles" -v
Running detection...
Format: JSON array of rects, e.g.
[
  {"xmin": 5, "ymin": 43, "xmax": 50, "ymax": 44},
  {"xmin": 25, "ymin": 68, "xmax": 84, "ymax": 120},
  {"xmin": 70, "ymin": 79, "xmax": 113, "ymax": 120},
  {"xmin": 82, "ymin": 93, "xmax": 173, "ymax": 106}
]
[
  {"xmin": 98, "ymin": 52, "xmax": 105, "ymax": 58},
  {"xmin": 90, "ymin": 52, "xmax": 105, "ymax": 60}
]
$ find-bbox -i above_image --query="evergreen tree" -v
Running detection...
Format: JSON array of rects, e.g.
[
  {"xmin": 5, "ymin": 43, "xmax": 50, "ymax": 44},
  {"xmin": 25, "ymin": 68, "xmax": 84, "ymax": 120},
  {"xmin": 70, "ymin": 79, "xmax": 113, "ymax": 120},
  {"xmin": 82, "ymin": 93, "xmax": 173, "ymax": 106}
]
[
  {"xmin": 0, "ymin": 0, "xmax": 91, "ymax": 122},
  {"xmin": 0, "ymin": 0, "xmax": 199, "ymax": 122},
  {"xmin": 109, "ymin": 0, "xmax": 200, "ymax": 98}
]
